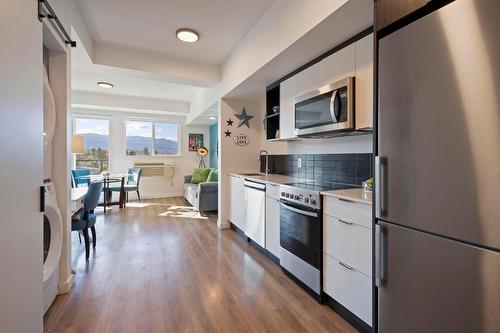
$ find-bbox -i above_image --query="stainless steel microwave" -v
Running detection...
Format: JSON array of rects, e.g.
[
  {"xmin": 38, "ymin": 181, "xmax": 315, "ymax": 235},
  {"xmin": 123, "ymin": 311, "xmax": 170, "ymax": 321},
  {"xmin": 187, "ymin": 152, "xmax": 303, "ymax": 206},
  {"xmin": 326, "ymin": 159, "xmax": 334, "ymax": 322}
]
[{"xmin": 294, "ymin": 77, "xmax": 354, "ymax": 138}]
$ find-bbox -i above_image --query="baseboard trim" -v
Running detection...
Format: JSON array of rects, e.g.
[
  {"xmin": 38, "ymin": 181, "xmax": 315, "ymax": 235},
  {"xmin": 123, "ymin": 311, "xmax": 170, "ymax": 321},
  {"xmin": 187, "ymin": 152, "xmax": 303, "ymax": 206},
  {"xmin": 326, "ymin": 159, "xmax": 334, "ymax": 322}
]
[
  {"xmin": 218, "ymin": 220, "xmax": 230, "ymax": 229},
  {"xmin": 323, "ymin": 293, "xmax": 372, "ymax": 333},
  {"xmin": 229, "ymin": 222, "xmax": 279, "ymax": 265},
  {"xmin": 140, "ymin": 192, "xmax": 184, "ymax": 199},
  {"xmin": 57, "ymin": 273, "xmax": 74, "ymax": 294}
]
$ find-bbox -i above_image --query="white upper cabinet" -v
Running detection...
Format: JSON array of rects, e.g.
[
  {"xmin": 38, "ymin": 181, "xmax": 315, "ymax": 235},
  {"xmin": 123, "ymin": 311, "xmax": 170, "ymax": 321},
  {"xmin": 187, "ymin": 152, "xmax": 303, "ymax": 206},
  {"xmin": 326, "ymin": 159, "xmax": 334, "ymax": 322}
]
[
  {"xmin": 354, "ymin": 33, "xmax": 374, "ymax": 129},
  {"xmin": 271, "ymin": 33, "xmax": 373, "ymax": 141},
  {"xmin": 279, "ymin": 76, "xmax": 298, "ymax": 140},
  {"xmin": 297, "ymin": 44, "xmax": 356, "ymax": 96}
]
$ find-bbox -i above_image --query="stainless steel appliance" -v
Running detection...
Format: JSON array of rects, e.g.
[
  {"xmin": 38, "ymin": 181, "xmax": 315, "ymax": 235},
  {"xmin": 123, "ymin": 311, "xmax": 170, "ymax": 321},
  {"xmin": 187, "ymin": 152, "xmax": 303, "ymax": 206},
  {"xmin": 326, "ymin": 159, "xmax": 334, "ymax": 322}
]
[
  {"xmin": 244, "ymin": 180, "xmax": 266, "ymax": 248},
  {"xmin": 376, "ymin": 1, "xmax": 500, "ymax": 332},
  {"xmin": 294, "ymin": 77, "xmax": 354, "ymax": 138},
  {"xmin": 279, "ymin": 181, "xmax": 352, "ymax": 300}
]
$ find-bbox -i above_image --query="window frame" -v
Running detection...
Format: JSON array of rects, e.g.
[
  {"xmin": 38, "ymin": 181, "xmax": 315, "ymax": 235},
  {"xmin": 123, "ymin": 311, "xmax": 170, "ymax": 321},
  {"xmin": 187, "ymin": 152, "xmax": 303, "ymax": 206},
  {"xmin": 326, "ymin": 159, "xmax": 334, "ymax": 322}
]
[
  {"xmin": 124, "ymin": 117, "xmax": 181, "ymax": 157},
  {"xmin": 72, "ymin": 114, "xmax": 112, "ymax": 171}
]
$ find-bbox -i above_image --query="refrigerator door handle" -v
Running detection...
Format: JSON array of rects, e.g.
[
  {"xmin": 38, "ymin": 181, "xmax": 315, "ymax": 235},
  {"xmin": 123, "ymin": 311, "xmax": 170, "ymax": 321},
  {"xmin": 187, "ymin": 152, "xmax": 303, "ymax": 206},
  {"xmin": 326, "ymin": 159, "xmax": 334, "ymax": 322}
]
[
  {"xmin": 375, "ymin": 224, "xmax": 387, "ymax": 287},
  {"xmin": 375, "ymin": 156, "xmax": 386, "ymax": 218}
]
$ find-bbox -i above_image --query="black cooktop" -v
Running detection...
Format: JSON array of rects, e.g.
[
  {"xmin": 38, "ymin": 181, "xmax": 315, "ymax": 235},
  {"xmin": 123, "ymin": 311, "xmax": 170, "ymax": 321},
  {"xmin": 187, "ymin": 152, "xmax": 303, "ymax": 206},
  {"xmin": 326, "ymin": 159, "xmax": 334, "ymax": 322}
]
[{"xmin": 284, "ymin": 181, "xmax": 355, "ymax": 192}]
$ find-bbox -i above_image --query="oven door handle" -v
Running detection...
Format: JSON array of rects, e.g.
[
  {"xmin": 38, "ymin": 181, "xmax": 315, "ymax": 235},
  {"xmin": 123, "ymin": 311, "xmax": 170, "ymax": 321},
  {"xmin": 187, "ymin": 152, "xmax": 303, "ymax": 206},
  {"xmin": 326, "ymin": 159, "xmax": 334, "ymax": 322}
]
[{"xmin": 281, "ymin": 202, "xmax": 318, "ymax": 218}]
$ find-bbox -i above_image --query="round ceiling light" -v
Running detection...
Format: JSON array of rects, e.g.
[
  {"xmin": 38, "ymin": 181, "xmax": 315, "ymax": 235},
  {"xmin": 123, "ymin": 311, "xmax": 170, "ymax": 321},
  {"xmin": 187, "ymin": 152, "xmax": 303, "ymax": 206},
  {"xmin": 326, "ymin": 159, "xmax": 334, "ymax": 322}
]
[
  {"xmin": 209, "ymin": 116, "xmax": 217, "ymax": 120},
  {"xmin": 176, "ymin": 28, "xmax": 199, "ymax": 43},
  {"xmin": 97, "ymin": 81, "xmax": 114, "ymax": 89}
]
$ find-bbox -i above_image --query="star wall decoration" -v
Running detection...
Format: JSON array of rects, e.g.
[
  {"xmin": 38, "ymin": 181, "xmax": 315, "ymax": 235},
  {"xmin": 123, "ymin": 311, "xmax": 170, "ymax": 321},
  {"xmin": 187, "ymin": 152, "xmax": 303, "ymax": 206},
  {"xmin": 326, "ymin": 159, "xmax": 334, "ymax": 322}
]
[
  {"xmin": 224, "ymin": 130, "xmax": 232, "ymax": 137},
  {"xmin": 234, "ymin": 107, "xmax": 254, "ymax": 128},
  {"xmin": 226, "ymin": 118, "xmax": 233, "ymax": 126}
]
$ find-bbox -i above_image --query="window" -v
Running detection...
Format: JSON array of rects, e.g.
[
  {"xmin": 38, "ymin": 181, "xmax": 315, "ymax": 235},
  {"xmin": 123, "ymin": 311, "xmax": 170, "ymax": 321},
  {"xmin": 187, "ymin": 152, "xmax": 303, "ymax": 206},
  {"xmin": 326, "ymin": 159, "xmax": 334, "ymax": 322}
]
[
  {"xmin": 73, "ymin": 117, "xmax": 110, "ymax": 172},
  {"xmin": 125, "ymin": 120, "xmax": 179, "ymax": 156}
]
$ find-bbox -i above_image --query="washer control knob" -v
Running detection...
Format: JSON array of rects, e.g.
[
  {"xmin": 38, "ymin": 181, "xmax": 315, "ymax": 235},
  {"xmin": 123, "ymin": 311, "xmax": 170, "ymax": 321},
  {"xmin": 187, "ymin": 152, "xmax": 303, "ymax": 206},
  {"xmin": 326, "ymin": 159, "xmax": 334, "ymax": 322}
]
[
  {"xmin": 281, "ymin": 192, "xmax": 286, "ymax": 197},
  {"xmin": 309, "ymin": 198, "xmax": 316, "ymax": 205},
  {"xmin": 304, "ymin": 198, "xmax": 310, "ymax": 203}
]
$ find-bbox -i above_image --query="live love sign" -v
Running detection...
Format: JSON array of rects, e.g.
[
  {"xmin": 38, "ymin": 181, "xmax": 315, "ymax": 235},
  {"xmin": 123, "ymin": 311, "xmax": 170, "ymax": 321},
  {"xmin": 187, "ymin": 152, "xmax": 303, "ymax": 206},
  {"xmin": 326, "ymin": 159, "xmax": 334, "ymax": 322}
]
[{"xmin": 233, "ymin": 134, "xmax": 250, "ymax": 146}]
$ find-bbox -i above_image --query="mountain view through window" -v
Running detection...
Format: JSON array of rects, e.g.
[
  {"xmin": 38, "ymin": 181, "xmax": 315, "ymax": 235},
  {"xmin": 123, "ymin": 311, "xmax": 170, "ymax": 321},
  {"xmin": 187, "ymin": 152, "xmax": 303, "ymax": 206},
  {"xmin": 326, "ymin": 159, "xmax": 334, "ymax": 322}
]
[
  {"xmin": 126, "ymin": 120, "xmax": 179, "ymax": 156},
  {"xmin": 74, "ymin": 117, "xmax": 109, "ymax": 172}
]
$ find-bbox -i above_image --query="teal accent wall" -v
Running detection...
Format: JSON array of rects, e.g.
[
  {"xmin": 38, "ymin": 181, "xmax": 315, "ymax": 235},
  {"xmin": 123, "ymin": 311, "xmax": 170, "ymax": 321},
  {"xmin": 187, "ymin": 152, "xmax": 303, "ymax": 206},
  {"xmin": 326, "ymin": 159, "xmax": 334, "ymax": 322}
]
[{"xmin": 209, "ymin": 123, "xmax": 218, "ymax": 168}]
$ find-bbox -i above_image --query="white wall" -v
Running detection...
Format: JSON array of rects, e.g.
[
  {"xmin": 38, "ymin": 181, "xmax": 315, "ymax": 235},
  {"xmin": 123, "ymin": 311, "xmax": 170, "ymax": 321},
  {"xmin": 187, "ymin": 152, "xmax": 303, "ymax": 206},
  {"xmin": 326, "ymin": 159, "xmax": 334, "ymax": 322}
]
[
  {"xmin": 219, "ymin": 98, "xmax": 262, "ymax": 228},
  {"xmin": 221, "ymin": 0, "xmax": 349, "ymax": 95},
  {"xmin": 73, "ymin": 108, "xmax": 210, "ymax": 199},
  {"xmin": 0, "ymin": 1, "xmax": 43, "ymax": 331}
]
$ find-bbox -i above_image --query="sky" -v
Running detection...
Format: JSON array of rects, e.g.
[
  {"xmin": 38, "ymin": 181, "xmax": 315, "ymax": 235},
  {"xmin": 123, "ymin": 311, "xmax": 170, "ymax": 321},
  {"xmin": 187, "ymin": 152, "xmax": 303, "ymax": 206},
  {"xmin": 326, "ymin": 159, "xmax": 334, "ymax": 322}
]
[{"xmin": 74, "ymin": 118, "xmax": 178, "ymax": 141}]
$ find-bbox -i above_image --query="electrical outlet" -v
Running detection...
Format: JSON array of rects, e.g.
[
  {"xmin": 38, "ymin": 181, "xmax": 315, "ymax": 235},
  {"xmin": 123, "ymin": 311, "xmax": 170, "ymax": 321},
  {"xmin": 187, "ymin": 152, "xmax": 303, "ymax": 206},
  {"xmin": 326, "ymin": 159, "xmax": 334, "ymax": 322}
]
[{"xmin": 297, "ymin": 158, "xmax": 302, "ymax": 168}]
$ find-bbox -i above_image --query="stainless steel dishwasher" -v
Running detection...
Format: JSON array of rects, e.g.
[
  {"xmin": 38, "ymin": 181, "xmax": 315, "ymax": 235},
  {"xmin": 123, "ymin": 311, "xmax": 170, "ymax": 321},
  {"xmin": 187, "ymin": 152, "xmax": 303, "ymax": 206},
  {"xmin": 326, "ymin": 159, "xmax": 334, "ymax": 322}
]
[{"xmin": 243, "ymin": 179, "xmax": 266, "ymax": 248}]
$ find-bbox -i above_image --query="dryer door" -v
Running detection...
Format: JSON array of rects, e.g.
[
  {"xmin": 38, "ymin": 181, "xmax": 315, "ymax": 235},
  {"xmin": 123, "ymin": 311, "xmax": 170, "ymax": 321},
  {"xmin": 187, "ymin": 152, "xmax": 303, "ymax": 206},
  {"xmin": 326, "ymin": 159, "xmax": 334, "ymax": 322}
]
[{"xmin": 43, "ymin": 205, "xmax": 62, "ymax": 283}]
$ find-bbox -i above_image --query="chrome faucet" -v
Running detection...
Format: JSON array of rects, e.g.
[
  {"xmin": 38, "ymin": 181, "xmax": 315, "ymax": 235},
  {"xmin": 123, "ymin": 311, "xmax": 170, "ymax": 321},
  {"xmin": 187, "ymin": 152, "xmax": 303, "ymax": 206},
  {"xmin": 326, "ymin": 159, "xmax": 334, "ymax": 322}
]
[{"xmin": 258, "ymin": 149, "xmax": 270, "ymax": 174}]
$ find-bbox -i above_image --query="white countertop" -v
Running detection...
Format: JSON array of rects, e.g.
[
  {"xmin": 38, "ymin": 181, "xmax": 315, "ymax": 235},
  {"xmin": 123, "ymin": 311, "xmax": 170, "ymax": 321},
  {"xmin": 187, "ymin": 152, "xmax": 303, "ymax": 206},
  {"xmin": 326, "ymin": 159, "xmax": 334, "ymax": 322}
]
[
  {"xmin": 228, "ymin": 173, "xmax": 298, "ymax": 186},
  {"xmin": 321, "ymin": 188, "xmax": 372, "ymax": 205}
]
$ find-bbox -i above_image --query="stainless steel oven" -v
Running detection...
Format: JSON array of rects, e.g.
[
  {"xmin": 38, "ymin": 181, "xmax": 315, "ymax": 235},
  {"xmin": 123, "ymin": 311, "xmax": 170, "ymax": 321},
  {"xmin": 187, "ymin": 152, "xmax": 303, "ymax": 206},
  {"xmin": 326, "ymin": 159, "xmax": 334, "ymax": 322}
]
[
  {"xmin": 294, "ymin": 77, "xmax": 354, "ymax": 138},
  {"xmin": 279, "ymin": 198, "xmax": 322, "ymax": 298}
]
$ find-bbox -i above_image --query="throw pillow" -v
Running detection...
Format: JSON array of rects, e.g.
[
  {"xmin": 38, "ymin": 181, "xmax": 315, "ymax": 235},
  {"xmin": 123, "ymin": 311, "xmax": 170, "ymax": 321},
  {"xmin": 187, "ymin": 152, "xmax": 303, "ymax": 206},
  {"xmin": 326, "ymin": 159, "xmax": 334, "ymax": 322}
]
[
  {"xmin": 207, "ymin": 169, "xmax": 218, "ymax": 182},
  {"xmin": 191, "ymin": 168, "xmax": 210, "ymax": 184}
]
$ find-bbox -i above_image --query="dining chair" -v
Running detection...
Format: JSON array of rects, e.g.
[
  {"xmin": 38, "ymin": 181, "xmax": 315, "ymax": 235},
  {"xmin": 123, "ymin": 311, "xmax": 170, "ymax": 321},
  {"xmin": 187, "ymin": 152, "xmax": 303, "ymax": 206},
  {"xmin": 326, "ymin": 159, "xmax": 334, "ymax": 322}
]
[
  {"xmin": 72, "ymin": 180, "xmax": 103, "ymax": 260},
  {"xmin": 109, "ymin": 167, "xmax": 143, "ymax": 202},
  {"xmin": 71, "ymin": 169, "xmax": 91, "ymax": 188}
]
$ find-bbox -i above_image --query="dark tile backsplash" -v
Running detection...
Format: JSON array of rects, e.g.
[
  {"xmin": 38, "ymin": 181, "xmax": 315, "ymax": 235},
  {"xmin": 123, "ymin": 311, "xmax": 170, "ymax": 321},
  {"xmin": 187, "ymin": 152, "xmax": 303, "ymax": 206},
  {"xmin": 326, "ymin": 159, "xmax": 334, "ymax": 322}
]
[{"xmin": 260, "ymin": 153, "xmax": 373, "ymax": 186}]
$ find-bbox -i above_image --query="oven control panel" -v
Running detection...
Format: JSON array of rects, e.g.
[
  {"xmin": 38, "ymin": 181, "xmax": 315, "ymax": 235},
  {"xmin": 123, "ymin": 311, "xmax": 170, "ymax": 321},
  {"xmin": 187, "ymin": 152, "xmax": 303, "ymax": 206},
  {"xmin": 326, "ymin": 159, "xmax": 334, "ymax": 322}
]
[{"xmin": 279, "ymin": 185, "xmax": 321, "ymax": 210}]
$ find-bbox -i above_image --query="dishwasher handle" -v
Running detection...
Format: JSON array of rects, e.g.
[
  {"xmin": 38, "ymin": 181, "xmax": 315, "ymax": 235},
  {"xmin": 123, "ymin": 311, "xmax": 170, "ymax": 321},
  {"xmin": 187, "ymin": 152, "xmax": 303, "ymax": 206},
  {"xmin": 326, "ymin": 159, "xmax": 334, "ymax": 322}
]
[{"xmin": 244, "ymin": 180, "xmax": 266, "ymax": 191}]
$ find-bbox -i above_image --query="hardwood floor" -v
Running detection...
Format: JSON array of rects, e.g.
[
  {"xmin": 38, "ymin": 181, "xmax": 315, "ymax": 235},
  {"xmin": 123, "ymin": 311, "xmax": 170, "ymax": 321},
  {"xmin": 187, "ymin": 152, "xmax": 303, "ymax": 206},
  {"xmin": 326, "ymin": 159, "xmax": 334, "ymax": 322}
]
[{"xmin": 45, "ymin": 197, "xmax": 356, "ymax": 333}]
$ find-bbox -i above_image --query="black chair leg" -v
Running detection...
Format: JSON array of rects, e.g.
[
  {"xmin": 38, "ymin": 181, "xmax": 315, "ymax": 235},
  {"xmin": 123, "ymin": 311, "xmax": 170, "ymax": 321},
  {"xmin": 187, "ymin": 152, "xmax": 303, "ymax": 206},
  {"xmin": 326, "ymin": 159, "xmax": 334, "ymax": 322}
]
[
  {"xmin": 83, "ymin": 228, "xmax": 90, "ymax": 260},
  {"xmin": 91, "ymin": 226, "xmax": 96, "ymax": 248},
  {"xmin": 78, "ymin": 231, "xmax": 81, "ymax": 244},
  {"xmin": 126, "ymin": 192, "xmax": 129, "ymax": 203},
  {"xmin": 137, "ymin": 190, "xmax": 141, "ymax": 202}
]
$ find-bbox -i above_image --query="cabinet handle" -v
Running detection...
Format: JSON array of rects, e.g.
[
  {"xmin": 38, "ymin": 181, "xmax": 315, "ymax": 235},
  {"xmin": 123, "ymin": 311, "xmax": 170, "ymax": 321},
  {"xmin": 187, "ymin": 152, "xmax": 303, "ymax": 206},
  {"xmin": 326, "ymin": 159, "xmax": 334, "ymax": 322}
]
[
  {"xmin": 338, "ymin": 261, "xmax": 354, "ymax": 270},
  {"xmin": 338, "ymin": 219, "xmax": 353, "ymax": 225},
  {"xmin": 338, "ymin": 197, "xmax": 355, "ymax": 203},
  {"xmin": 375, "ymin": 156, "xmax": 387, "ymax": 218},
  {"xmin": 375, "ymin": 224, "xmax": 387, "ymax": 287}
]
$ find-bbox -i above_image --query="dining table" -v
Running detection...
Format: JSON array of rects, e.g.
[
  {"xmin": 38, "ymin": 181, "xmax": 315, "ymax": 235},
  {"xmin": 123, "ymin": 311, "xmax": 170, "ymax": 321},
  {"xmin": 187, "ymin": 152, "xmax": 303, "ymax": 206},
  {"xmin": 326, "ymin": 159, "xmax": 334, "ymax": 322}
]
[{"xmin": 81, "ymin": 173, "xmax": 133, "ymax": 212}]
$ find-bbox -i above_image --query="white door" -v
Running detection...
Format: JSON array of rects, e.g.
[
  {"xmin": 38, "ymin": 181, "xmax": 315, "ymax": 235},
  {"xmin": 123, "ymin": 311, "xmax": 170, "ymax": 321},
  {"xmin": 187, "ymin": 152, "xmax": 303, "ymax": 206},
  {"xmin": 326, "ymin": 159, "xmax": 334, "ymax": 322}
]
[
  {"xmin": 0, "ymin": 1, "xmax": 44, "ymax": 332},
  {"xmin": 265, "ymin": 196, "xmax": 280, "ymax": 257},
  {"xmin": 244, "ymin": 182, "xmax": 266, "ymax": 247},
  {"xmin": 279, "ymin": 76, "xmax": 297, "ymax": 140}
]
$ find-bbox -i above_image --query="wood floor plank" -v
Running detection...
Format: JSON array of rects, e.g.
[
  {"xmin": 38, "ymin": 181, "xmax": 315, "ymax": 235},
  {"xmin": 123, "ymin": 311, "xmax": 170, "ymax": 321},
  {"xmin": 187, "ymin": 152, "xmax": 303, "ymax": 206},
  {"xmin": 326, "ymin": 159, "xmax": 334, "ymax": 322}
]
[{"xmin": 45, "ymin": 197, "xmax": 357, "ymax": 333}]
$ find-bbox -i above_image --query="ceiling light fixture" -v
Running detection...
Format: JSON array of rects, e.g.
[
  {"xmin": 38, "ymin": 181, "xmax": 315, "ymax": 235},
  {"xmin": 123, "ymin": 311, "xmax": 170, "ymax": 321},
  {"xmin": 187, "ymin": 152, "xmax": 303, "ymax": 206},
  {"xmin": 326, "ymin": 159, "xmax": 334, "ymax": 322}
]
[
  {"xmin": 97, "ymin": 81, "xmax": 114, "ymax": 89},
  {"xmin": 176, "ymin": 28, "xmax": 199, "ymax": 43},
  {"xmin": 209, "ymin": 116, "xmax": 217, "ymax": 120}
]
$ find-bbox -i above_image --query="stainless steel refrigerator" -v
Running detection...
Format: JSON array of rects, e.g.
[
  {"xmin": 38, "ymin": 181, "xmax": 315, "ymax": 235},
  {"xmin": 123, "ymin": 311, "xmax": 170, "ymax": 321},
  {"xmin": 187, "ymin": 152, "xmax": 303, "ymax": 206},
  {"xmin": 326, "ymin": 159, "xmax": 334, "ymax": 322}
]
[{"xmin": 376, "ymin": 0, "xmax": 500, "ymax": 332}]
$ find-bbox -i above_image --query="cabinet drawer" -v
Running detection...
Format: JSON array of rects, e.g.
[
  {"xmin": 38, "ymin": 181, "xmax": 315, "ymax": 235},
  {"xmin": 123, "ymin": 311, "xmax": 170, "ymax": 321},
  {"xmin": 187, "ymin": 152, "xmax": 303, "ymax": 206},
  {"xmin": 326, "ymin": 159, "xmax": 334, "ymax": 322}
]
[
  {"xmin": 323, "ymin": 214, "xmax": 372, "ymax": 276},
  {"xmin": 324, "ymin": 196, "xmax": 371, "ymax": 229},
  {"xmin": 323, "ymin": 253, "xmax": 372, "ymax": 325},
  {"xmin": 266, "ymin": 183, "xmax": 281, "ymax": 200}
]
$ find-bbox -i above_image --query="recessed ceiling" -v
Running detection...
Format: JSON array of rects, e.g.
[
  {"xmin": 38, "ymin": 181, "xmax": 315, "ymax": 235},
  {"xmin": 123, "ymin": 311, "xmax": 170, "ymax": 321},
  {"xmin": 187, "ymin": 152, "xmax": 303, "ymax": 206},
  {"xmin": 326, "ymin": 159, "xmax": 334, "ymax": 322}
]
[
  {"xmin": 75, "ymin": 0, "xmax": 275, "ymax": 65},
  {"xmin": 73, "ymin": 70, "xmax": 201, "ymax": 102}
]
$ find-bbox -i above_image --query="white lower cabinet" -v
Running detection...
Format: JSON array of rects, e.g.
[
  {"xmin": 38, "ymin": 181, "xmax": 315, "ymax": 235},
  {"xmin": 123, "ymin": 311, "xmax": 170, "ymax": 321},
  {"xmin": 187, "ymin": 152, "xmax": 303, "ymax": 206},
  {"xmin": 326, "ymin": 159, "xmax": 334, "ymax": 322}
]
[
  {"xmin": 229, "ymin": 175, "xmax": 245, "ymax": 232},
  {"xmin": 323, "ymin": 214, "xmax": 372, "ymax": 276},
  {"xmin": 323, "ymin": 253, "xmax": 372, "ymax": 325},
  {"xmin": 323, "ymin": 195, "xmax": 372, "ymax": 326},
  {"xmin": 265, "ymin": 196, "xmax": 280, "ymax": 257}
]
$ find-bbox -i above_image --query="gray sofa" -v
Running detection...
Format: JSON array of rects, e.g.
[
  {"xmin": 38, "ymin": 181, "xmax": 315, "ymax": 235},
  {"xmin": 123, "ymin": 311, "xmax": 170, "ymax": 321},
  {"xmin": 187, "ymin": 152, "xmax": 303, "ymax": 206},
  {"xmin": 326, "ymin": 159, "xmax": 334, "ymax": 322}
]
[{"xmin": 183, "ymin": 175, "xmax": 218, "ymax": 212}]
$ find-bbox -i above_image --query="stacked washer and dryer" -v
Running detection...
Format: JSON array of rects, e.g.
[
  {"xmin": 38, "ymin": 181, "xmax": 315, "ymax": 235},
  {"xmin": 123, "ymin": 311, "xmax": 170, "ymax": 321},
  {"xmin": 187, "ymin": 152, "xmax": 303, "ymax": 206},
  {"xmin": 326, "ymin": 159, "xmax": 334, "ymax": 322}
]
[{"xmin": 42, "ymin": 65, "xmax": 63, "ymax": 314}]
